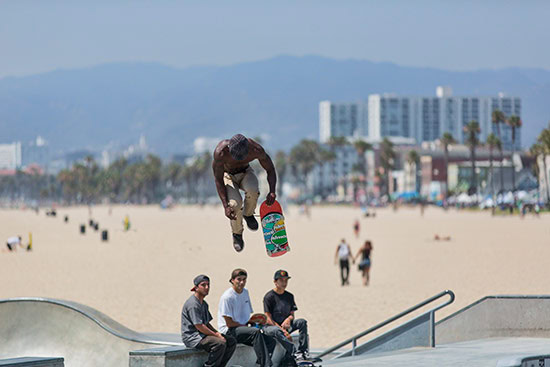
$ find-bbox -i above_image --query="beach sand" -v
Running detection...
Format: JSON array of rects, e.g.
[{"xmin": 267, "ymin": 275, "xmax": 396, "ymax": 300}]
[{"xmin": 1, "ymin": 204, "xmax": 549, "ymax": 348}]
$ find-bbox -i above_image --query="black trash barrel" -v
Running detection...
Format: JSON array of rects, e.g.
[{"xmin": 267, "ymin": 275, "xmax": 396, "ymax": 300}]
[
  {"xmin": 94, "ymin": 223, "xmax": 99, "ymax": 231},
  {"xmin": 101, "ymin": 230, "xmax": 108, "ymax": 242},
  {"xmin": 80, "ymin": 224, "xmax": 86, "ymax": 234},
  {"xmin": 89, "ymin": 219, "xmax": 94, "ymax": 227}
]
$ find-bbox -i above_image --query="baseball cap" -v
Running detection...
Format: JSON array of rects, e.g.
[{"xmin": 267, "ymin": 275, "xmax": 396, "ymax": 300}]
[
  {"xmin": 274, "ymin": 269, "xmax": 291, "ymax": 280},
  {"xmin": 228, "ymin": 134, "xmax": 249, "ymax": 161},
  {"xmin": 190, "ymin": 274, "xmax": 210, "ymax": 291}
]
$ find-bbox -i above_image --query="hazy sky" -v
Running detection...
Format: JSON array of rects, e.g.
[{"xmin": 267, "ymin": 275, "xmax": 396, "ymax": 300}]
[{"xmin": 1, "ymin": 0, "xmax": 549, "ymax": 78}]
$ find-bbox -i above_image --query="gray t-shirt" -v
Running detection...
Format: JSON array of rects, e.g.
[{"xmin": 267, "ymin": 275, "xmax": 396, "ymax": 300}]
[{"xmin": 181, "ymin": 295, "xmax": 213, "ymax": 348}]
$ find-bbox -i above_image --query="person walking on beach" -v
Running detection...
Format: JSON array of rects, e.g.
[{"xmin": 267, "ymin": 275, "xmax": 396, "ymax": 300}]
[
  {"xmin": 218, "ymin": 269, "xmax": 276, "ymax": 367},
  {"xmin": 212, "ymin": 134, "xmax": 277, "ymax": 252},
  {"xmin": 354, "ymin": 240, "xmax": 373, "ymax": 286},
  {"xmin": 181, "ymin": 275, "xmax": 237, "ymax": 367},
  {"xmin": 334, "ymin": 239, "xmax": 353, "ymax": 286},
  {"xmin": 263, "ymin": 270, "xmax": 310, "ymax": 364}
]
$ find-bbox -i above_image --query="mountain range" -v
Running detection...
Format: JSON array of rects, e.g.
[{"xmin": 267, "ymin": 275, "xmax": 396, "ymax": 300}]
[{"xmin": 1, "ymin": 55, "xmax": 549, "ymax": 157}]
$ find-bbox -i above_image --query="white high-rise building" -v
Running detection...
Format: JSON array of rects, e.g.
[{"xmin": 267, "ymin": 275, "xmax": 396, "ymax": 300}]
[
  {"xmin": 0, "ymin": 142, "xmax": 22, "ymax": 170},
  {"xmin": 322, "ymin": 87, "xmax": 521, "ymax": 150},
  {"xmin": 319, "ymin": 101, "xmax": 368, "ymax": 143}
]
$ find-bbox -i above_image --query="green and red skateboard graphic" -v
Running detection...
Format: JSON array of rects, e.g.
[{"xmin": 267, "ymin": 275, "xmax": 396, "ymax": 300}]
[{"xmin": 260, "ymin": 200, "xmax": 290, "ymax": 257}]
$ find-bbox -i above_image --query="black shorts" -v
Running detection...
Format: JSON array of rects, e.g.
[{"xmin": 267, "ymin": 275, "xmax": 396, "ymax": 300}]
[{"xmin": 6, "ymin": 243, "xmax": 13, "ymax": 251}]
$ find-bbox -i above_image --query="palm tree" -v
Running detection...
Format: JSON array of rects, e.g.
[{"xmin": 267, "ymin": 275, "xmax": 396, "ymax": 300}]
[
  {"xmin": 492, "ymin": 109, "xmax": 506, "ymax": 193},
  {"xmin": 464, "ymin": 120, "xmax": 481, "ymax": 195},
  {"xmin": 486, "ymin": 133, "xmax": 501, "ymax": 203},
  {"xmin": 529, "ymin": 143, "xmax": 544, "ymax": 205},
  {"xmin": 441, "ymin": 132, "xmax": 456, "ymax": 201},
  {"xmin": 326, "ymin": 136, "xmax": 349, "ymax": 196},
  {"xmin": 506, "ymin": 115, "xmax": 522, "ymax": 191},
  {"xmin": 406, "ymin": 150, "xmax": 420, "ymax": 193},
  {"xmin": 379, "ymin": 138, "xmax": 396, "ymax": 200},
  {"xmin": 538, "ymin": 126, "xmax": 550, "ymax": 207},
  {"xmin": 289, "ymin": 139, "xmax": 325, "ymax": 197},
  {"xmin": 353, "ymin": 139, "xmax": 373, "ymax": 201}
]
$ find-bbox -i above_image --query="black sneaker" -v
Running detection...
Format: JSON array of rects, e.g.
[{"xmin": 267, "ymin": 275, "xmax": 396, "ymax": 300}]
[
  {"xmin": 243, "ymin": 215, "xmax": 259, "ymax": 231},
  {"xmin": 232, "ymin": 233, "xmax": 244, "ymax": 252}
]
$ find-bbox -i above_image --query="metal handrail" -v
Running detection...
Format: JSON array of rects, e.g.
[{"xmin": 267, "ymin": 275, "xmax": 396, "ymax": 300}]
[{"xmin": 317, "ymin": 289, "xmax": 455, "ymax": 359}]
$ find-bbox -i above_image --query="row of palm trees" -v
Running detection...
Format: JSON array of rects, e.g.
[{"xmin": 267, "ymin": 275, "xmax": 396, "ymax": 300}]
[
  {"xmin": 0, "ymin": 152, "xmax": 216, "ymax": 205},
  {"xmin": 279, "ymin": 136, "xmax": 398, "ymax": 201},
  {"xmin": 531, "ymin": 125, "xmax": 550, "ymax": 206},
  {"xmin": 461, "ymin": 110, "xmax": 522, "ymax": 197}
]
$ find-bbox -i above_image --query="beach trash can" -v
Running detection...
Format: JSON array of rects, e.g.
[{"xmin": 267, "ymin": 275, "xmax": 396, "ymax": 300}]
[
  {"xmin": 89, "ymin": 219, "xmax": 94, "ymax": 227},
  {"xmin": 80, "ymin": 224, "xmax": 86, "ymax": 234},
  {"xmin": 94, "ymin": 223, "xmax": 99, "ymax": 231},
  {"xmin": 101, "ymin": 230, "xmax": 108, "ymax": 242}
]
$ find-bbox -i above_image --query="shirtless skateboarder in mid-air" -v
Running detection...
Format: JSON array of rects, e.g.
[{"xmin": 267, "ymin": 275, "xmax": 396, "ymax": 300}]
[{"xmin": 213, "ymin": 134, "xmax": 277, "ymax": 252}]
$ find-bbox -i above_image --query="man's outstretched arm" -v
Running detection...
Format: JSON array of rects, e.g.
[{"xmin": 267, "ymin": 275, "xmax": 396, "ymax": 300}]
[
  {"xmin": 212, "ymin": 153, "xmax": 236, "ymax": 220},
  {"xmin": 257, "ymin": 146, "xmax": 277, "ymax": 205}
]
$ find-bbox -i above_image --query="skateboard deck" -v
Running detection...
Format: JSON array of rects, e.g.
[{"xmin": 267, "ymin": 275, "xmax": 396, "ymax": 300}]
[
  {"xmin": 248, "ymin": 313, "xmax": 267, "ymax": 326},
  {"xmin": 260, "ymin": 200, "xmax": 290, "ymax": 257}
]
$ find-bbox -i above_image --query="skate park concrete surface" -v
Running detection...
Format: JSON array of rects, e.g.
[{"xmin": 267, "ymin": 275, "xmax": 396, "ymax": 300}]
[
  {"xmin": 0, "ymin": 297, "xmax": 290, "ymax": 367},
  {"xmin": 0, "ymin": 298, "xmax": 182, "ymax": 367},
  {"xmin": 0, "ymin": 357, "xmax": 64, "ymax": 367},
  {"xmin": 4, "ymin": 295, "xmax": 550, "ymax": 366}
]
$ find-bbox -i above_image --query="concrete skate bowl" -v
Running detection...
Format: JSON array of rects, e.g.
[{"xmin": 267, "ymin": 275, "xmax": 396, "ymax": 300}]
[{"xmin": 0, "ymin": 298, "xmax": 183, "ymax": 367}]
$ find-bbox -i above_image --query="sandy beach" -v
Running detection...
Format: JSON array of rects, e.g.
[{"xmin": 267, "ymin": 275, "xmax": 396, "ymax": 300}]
[{"xmin": 1, "ymin": 204, "xmax": 549, "ymax": 348}]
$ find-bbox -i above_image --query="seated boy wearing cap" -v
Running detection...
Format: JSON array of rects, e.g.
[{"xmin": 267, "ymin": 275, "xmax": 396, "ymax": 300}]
[
  {"xmin": 263, "ymin": 270, "xmax": 310, "ymax": 362},
  {"xmin": 181, "ymin": 275, "xmax": 237, "ymax": 367}
]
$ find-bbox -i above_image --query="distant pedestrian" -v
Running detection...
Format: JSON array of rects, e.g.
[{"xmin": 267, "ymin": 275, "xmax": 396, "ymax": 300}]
[
  {"xmin": 123, "ymin": 215, "xmax": 130, "ymax": 231},
  {"xmin": 6, "ymin": 236, "xmax": 22, "ymax": 252},
  {"xmin": 353, "ymin": 220, "xmax": 360, "ymax": 238},
  {"xmin": 354, "ymin": 240, "xmax": 372, "ymax": 286},
  {"xmin": 181, "ymin": 275, "xmax": 237, "ymax": 367},
  {"xmin": 26, "ymin": 232, "xmax": 32, "ymax": 251},
  {"xmin": 334, "ymin": 239, "xmax": 353, "ymax": 286}
]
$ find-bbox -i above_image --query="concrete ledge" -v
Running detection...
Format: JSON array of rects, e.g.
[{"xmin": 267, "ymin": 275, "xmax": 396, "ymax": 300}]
[
  {"xmin": 130, "ymin": 340, "xmax": 292, "ymax": 367},
  {"xmin": 0, "ymin": 357, "xmax": 64, "ymax": 367},
  {"xmin": 497, "ymin": 355, "xmax": 550, "ymax": 367},
  {"xmin": 436, "ymin": 296, "xmax": 550, "ymax": 344}
]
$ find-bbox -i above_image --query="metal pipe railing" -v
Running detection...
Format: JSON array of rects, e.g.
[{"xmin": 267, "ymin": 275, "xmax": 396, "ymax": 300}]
[{"xmin": 317, "ymin": 289, "xmax": 455, "ymax": 359}]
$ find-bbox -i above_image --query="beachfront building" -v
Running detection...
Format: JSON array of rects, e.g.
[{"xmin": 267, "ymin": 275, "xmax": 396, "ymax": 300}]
[
  {"xmin": 368, "ymin": 88, "xmax": 521, "ymax": 151},
  {"xmin": 21, "ymin": 136, "xmax": 50, "ymax": 169},
  {"xmin": 320, "ymin": 87, "xmax": 522, "ymax": 151},
  {"xmin": 319, "ymin": 101, "xmax": 369, "ymax": 143},
  {"xmin": 0, "ymin": 142, "xmax": 22, "ymax": 170}
]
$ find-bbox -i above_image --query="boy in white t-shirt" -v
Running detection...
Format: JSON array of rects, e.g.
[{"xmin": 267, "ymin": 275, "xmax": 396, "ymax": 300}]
[{"xmin": 218, "ymin": 268, "xmax": 276, "ymax": 367}]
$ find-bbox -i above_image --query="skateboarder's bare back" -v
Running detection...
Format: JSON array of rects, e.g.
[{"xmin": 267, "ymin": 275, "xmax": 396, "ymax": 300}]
[{"xmin": 212, "ymin": 134, "xmax": 277, "ymax": 252}]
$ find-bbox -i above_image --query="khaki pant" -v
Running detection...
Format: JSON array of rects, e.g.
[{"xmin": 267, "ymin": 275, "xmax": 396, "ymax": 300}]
[{"xmin": 224, "ymin": 167, "xmax": 260, "ymax": 235}]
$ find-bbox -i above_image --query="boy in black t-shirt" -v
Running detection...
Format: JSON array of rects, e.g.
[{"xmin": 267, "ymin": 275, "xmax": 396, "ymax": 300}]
[{"xmin": 263, "ymin": 270, "xmax": 310, "ymax": 363}]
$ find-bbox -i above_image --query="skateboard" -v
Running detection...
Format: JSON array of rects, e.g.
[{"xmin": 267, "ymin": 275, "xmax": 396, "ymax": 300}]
[
  {"xmin": 248, "ymin": 313, "xmax": 267, "ymax": 327},
  {"xmin": 260, "ymin": 200, "xmax": 290, "ymax": 257}
]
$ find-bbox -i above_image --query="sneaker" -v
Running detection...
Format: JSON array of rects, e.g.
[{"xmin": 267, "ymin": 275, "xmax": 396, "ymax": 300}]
[
  {"xmin": 295, "ymin": 352, "xmax": 311, "ymax": 362},
  {"xmin": 243, "ymin": 215, "xmax": 259, "ymax": 231},
  {"xmin": 232, "ymin": 233, "xmax": 244, "ymax": 252}
]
